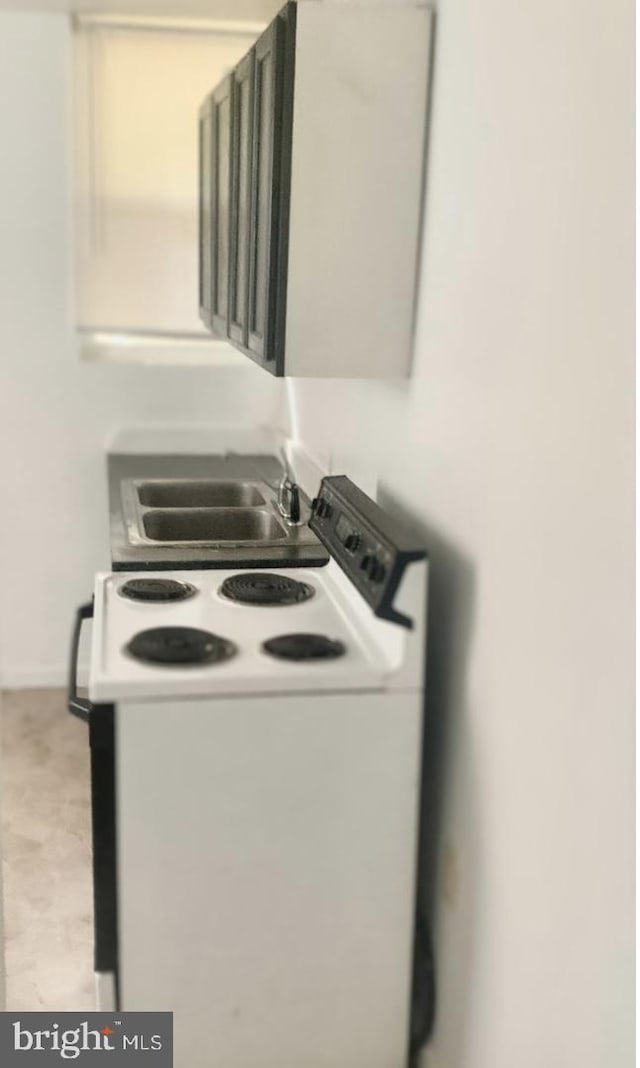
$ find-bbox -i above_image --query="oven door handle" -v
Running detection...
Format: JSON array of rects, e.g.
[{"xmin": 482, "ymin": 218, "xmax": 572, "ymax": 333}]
[{"xmin": 68, "ymin": 600, "xmax": 94, "ymax": 723}]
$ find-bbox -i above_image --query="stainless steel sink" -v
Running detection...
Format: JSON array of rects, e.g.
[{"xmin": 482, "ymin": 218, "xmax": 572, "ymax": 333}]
[
  {"xmin": 121, "ymin": 478, "xmax": 294, "ymax": 548},
  {"xmin": 142, "ymin": 509, "xmax": 286, "ymax": 544},
  {"xmin": 137, "ymin": 480, "xmax": 266, "ymax": 508}
]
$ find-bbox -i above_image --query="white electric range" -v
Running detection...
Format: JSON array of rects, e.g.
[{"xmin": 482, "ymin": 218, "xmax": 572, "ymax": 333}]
[{"xmin": 69, "ymin": 475, "xmax": 429, "ymax": 1068}]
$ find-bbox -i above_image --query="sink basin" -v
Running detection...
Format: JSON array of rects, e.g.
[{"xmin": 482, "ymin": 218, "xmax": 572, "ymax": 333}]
[
  {"xmin": 137, "ymin": 480, "xmax": 266, "ymax": 508},
  {"xmin": 141, "ymin": 509, "xmax": 287, "ymax": 544},
  {"xmin": 112, "ymin": 460, "xmax": 329, "ymax": 566}
]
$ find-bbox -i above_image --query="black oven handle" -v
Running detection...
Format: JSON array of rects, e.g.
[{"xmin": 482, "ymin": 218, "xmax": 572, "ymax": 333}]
[{"xmin": 68, "ymin": 600, "xmax": 94, "ymax": 723}]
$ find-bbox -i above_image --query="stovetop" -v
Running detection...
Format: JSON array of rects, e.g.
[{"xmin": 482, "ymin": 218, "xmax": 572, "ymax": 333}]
[
  {"xmin": 89, "ymin": 565, "xmax": 392, "ymax": 702},
  {"xmin": 90, "ymin": 476, "xmax": 428, "ymax": 703}
]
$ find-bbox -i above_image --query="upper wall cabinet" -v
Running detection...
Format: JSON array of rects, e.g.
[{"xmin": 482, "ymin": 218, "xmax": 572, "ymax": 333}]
[{"xmin": 199, "ymin": 1, "xmax": 434, "ymax": 378}]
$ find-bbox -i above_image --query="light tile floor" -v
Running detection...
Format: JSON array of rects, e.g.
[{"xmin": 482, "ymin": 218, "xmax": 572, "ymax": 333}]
[{"xmin": 1, "ymin": 688, "xmax": 94, "ymax": 1010}]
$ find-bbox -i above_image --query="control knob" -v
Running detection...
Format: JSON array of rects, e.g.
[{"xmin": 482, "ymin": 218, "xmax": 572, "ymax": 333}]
[
  {"xmin": 343, "ymin": 532, "xmax": 361, "ymax": 553},
  {"xmin": 311, "ymin": 497, "xmax": 333, "ymax": 520},
  {"xmin": 360, "ymin": 554, "xmax": 386, "ymax": 584}
]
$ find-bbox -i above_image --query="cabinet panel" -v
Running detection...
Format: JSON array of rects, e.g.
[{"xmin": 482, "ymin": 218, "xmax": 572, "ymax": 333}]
[
  {"xmin": 198, "ymin": 99, "xmax": 213, "ymax": 329},
  {"xmin": 247, "ymin": 18, "xmax": 285, "ymax": 362},
  {"xmin": 199, "ymin": 1, "xmax": 431, "ymax": 377},
  {"xmin": 228, "ymin": 52, "xmax": 255, "ymax": 346},
  {"xmin": 211, "ymin": 75, "xmax": 232, "ymax": 336}
]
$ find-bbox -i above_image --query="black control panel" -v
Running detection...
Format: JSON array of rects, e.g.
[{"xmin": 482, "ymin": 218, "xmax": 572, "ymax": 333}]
[{"xmin": 309, "ymin": 475, "xmax": 426, "ymax": 629}]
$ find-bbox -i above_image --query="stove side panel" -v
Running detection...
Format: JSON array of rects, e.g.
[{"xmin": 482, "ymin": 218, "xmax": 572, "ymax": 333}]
[{"xmin": 116, "ymin": 692, "xmax": 422, "ymax": 1068}]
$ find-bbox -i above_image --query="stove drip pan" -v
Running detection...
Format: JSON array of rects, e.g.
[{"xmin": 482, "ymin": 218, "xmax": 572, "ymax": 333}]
[
  {"xmin": 118, "ymin": 578, "xmax": 197, "ymax": 603},
  {"xmin": 126, "ymin": 627, "xmax": 236, "ymax": 666},
  {"xmin": 262, "ymin": 633, "xmax": 346, "ymax": 662},
  {"xmin": 219, "ymin": 573, "xmax": 315, "ymax": 607}
]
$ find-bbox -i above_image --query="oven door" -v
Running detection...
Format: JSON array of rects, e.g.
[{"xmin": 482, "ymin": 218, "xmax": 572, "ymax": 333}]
[{"xmin": 68, "ymin": 600, "xmax": 119, "ymax": 1010}]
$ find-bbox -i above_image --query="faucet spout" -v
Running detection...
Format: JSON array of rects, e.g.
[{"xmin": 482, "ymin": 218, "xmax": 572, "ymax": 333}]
[{"xmin": 277, "ymin": 477, "xmax": 301, "ymax": 526}]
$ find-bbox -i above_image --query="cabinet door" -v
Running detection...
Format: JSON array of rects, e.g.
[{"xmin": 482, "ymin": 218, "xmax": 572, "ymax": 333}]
[
  {"xmin": 198, "ymin": 97, "xmax": 213, "ymax": 329},
  {"xmin": 211, "ymin": 75, "xmax": 232, "ymax": 336},
  {"xmin": 228, "ymin": 52, "xmax": 255, "ymax": 346},
  {"xmin": 247, "ymin": 16, "xmax": 287, "ymax": 364}
]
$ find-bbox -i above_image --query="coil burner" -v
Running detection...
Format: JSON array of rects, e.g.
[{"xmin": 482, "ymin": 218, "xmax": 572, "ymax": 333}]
[
  {"xmin": 219, "ymin": 573, "xmax": 315, "ymax": 607},
  {"xmin": 118, "ymin": 578, "xmax": 197, "ymax": 603},
  {"xmin": 125, "ymin": 626, "xmax": 236, "ymax": 666},
  {"xmin": 261, "ymin": 633, "xmax": 346, "ymax": 662}
]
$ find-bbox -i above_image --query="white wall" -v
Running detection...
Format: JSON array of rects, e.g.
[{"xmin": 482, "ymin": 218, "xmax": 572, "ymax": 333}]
[
  {"xmin": 0, "ymin": 13, "xmax": 282, "ymax": 686},
  {"xmin": 288, "ymin": 1, "xmax": 635, "ymax": 1066}
]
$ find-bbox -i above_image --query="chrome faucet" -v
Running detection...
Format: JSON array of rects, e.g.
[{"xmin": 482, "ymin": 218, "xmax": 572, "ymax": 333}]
[
  {"xmin": 276, "ymin": 446, "xmax": 302, "ymax": 526},
  {"xmin": 277, "ymin": 475, "xmax": 301, "ymax": 526}
]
